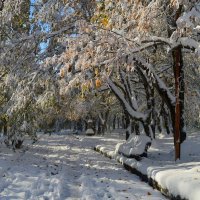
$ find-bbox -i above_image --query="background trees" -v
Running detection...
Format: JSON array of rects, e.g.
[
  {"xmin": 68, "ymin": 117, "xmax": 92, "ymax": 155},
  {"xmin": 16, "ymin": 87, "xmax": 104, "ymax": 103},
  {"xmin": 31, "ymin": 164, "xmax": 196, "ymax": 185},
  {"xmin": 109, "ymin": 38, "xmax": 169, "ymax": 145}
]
[{"xmin": 0, "ymin": 0, "xmax": 200, "ymax": 159}]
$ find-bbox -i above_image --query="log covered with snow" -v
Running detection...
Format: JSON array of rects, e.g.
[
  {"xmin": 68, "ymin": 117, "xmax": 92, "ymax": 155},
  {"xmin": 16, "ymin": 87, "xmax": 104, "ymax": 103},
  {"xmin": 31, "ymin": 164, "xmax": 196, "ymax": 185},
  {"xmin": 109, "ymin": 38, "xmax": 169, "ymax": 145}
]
[
  {"xmin": 85, "ymin": 128, "xmax": 95, "ymax": 136},
  {"xmin": 115, "ymin": 135, "xmax": 151, "ymax": 160}
]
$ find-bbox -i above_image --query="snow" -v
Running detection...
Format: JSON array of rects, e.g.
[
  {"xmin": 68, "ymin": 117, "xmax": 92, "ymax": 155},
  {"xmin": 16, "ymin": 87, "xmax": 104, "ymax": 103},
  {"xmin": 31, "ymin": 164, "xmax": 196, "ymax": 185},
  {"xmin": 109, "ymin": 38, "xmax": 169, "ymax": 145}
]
[
  {"xmin": 94, "ymin": 131, "xmax": 200, "ymax": 200},
  {"xmin": 115, "ymin": 135, "xmax": 151, "ymax": 157},
  {"xmin": 151, "ymin": 166, "xmax": 200, "ymax": 200},
  {"xmin": 0, "ymin": 133, "xmax": 166, "ymax": 200},
  {"xmin": 85, "ymin": 128, "xmax": 94, "ymax": 135},
  {"xmin": 175, "ymin": 37, "xmax": 200, "ymax": 55}
]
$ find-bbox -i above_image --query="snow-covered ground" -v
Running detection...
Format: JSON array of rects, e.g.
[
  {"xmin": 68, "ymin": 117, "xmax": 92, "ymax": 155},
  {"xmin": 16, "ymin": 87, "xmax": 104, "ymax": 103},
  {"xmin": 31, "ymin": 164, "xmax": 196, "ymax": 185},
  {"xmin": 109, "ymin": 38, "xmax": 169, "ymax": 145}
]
[
  {"xmin": 95, "ymin": 131, "xmax": 200, "ymax": 200},
  {"xmin": 0, "ymin": 133, "xmax": 166, "ymax": 200}
]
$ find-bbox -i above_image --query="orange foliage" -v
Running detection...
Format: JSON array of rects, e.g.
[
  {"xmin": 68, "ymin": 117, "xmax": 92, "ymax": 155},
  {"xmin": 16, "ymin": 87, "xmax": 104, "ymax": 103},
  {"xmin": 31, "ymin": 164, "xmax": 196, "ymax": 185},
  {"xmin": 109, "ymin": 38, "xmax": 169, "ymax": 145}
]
[{"xmin": 95, "ymin": 79, "xmax": 101, "ymax": 88}]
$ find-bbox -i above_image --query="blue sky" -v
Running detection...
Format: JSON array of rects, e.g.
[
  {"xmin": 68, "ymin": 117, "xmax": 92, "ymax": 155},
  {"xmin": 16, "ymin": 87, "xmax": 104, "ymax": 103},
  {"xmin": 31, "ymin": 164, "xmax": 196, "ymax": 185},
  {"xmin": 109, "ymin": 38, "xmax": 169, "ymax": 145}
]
[{"xmin": 30, "ymin": 0, "xmax": 50, "ymax": 52}]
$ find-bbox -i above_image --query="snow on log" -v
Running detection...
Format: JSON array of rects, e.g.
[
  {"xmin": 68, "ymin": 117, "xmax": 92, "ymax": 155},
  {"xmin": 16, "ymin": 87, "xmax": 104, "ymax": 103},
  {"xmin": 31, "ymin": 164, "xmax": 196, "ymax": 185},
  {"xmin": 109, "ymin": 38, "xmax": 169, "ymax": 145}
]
[
  {"xmin": 85, "ymin": 128, "xmax": 95, "ymax": 136},
  {"xmin": 115, "ymin": 135, "xmax": 151, "ymax": 160}
]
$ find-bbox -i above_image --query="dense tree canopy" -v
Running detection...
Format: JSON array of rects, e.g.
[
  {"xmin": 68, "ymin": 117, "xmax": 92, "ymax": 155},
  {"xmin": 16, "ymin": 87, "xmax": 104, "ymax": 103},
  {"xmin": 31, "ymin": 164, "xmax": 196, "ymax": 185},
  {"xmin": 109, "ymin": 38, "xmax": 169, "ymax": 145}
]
[{"xmin": 0, "ymin": 0, "xmax": 200, "ymax": 158}]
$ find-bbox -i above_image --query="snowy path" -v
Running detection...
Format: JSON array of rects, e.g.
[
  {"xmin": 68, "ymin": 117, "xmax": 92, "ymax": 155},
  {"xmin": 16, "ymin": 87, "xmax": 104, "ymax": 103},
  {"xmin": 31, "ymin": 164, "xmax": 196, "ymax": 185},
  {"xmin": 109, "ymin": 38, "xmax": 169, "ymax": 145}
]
[{"xmin": 0, "ymin": 134, "xmax": 166, "ymax": 200}]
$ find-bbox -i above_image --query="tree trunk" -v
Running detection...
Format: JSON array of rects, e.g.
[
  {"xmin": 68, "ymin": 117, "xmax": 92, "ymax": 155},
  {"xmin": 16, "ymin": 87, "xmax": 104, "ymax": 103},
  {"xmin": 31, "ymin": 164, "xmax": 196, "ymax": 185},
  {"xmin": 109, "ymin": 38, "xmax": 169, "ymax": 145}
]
[
  {"xmin": 135, "ymin": 122, "xmax": 140, "ymax": 135},
  {"xmin": 124, "ymin": 111, "xmax": 131, "ymax": 140},
  {"xmin": 168, "ymin": 4, "xmax": 186, "ymax": 160},
  {"xmin": 131, "ymin": 120, "xmax": 140, "ymax": 135},
  {"xmin": 142, "ymin": 122, "xmax": 152, "ymax": 137},
  {"xmin": 150, "ymin": 89, "xmax": 156, "ymax": 139},
  {"xmin": 0, "ymin": 0, "xmax": 6, "ymax": 11},
  {"xmin": 173, "ymin": 45, "xmax": 186, "ymax": 160},
  {"xmin": 156, "ymin": 116, "xmax": 162, "ymax": 133},
  {"xmin": 97, "ymin": 118, "xmax": 102, "ymax": 134},
  {"xmin": 161, "ymin": 103, "xmax": 171, "ymax": 135},
  {"xmin": 3, "ymin": 119, "xmax": 8, "ymax": 136},
  {"xmin": 3, "ymin": 125, "xmax": 7, "ymax": 136},
  {"xmin": 112, "ymin": 115, "xmax": 116, "ymax": 130}
]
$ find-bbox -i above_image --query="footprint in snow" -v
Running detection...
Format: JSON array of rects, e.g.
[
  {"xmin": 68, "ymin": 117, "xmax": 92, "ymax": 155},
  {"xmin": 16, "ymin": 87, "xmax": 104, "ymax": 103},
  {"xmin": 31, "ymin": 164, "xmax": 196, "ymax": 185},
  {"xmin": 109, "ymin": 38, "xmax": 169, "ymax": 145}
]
[{"xmin": 51, "ymin": 171, "xmax": 58, "ymax": 175}]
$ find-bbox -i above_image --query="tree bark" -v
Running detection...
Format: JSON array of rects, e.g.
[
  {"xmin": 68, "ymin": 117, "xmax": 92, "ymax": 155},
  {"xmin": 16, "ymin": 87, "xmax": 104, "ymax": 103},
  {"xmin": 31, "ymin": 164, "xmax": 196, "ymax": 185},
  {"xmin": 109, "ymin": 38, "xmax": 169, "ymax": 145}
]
[
  {"xmin": 112, "ymin": 115, "xmax": 116, "ymax": 130},
  {"xmin": 173, "ymin": 45, "xmax": 186, "ymax": 160},
  {"xmin": 3, "ymin": 125, "xmax": 7, "ymax": 136},
  {"xmin": 172, "ymin": 4, "xmax": 186, "ymax": 160},
  {"xmin": 124, "ymin": 111, "xmax": 131, "ymax": 140}
]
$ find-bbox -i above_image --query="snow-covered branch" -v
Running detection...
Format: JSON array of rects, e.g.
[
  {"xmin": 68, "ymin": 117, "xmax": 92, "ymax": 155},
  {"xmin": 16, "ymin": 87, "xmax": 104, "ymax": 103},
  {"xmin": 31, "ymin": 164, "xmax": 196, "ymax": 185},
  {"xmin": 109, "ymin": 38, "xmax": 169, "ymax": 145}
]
[
  {"xmin": 172, "ymin": 37, "xmax": 200, "ymax": 54},
  {"xmin": 130, "ymin": 56, "xmax": 175, "ymax": 107},
  {"xmin": 141, "ymin": 36, "xmax": 171, "ymax": 46},
  {"xmin": 107, "ymin": 77, "xmax": 147, "ymax": 122}
]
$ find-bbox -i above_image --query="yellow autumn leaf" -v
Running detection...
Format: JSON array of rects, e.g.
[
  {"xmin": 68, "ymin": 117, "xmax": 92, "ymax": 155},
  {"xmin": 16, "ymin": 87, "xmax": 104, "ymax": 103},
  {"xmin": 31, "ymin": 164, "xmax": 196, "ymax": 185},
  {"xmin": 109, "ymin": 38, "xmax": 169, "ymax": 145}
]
[
  {"xmin": 82, "ymin": 84, "xmax": 87, "ymax": 92},
  {"xmin": 101, "ymin": 17, "xmax": 109, "ymax": 27},
  {"xmin": 95, "ymin": 68, "xmax": 99, "ymax": 76}
]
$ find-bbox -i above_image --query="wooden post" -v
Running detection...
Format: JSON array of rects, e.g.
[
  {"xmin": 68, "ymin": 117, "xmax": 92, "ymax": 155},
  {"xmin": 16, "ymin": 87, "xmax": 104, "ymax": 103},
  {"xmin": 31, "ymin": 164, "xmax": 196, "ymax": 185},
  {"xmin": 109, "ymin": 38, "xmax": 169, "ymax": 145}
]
[
  {"xmin": 174, "ymin": 46, "xmax": 182, "ymax": 160},
  {"xmin": 172, "ymin": 5, "xmax": 184, "ymax": 161}
]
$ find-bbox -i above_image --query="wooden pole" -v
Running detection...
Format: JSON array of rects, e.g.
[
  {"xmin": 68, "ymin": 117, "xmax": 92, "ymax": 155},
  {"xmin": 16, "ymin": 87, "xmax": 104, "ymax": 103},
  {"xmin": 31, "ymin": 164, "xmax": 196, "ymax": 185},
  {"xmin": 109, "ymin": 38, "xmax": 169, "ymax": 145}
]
[
  {"xmin": 173, "ymin": 46, "xmax": 182, "ymax": 160},
  {"xmin": 172, "ymin": 5, "xmax": 183, "ymax": 161}
]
